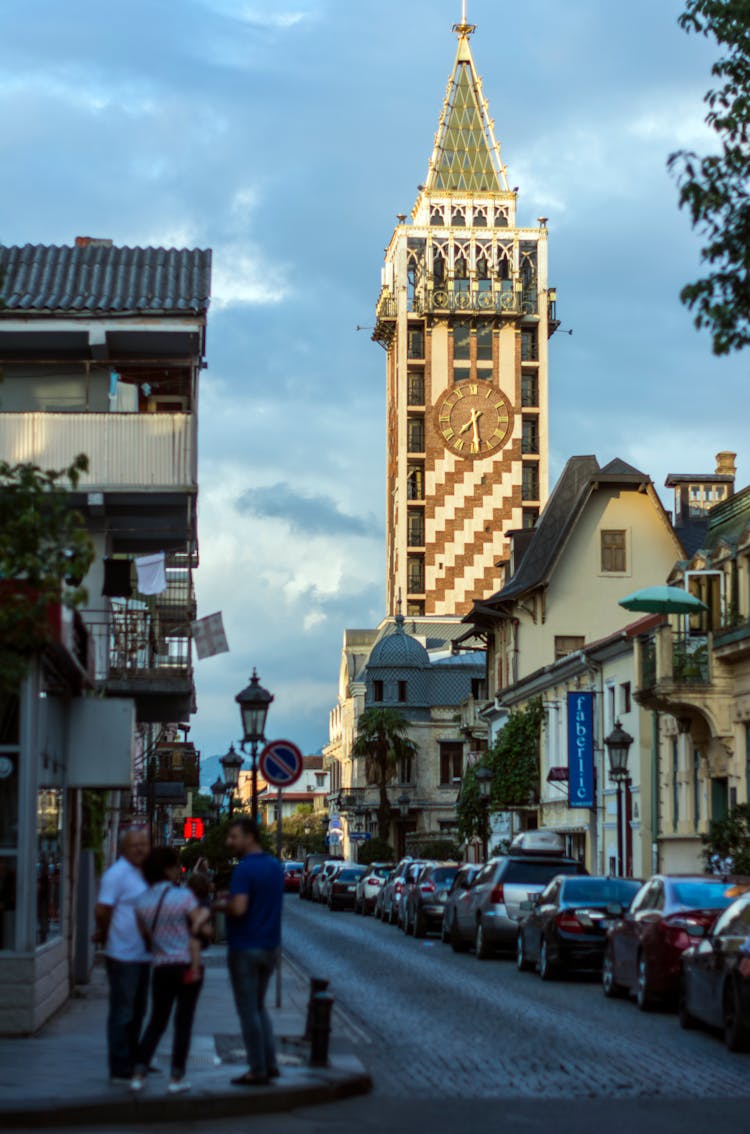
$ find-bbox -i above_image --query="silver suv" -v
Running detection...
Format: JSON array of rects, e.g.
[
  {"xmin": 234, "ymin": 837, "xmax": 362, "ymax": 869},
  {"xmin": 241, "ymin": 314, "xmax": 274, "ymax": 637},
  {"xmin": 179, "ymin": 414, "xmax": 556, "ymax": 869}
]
[{"xmin": 451, "ymin": 849, "xmax": 588, "ymax": 959}]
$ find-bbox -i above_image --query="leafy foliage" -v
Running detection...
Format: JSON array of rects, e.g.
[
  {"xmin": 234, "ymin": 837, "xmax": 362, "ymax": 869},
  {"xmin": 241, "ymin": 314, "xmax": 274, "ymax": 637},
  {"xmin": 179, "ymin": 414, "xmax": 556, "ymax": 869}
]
[
  {"xmin": 457, "ymin": 698, "xmax": 544, "ymax": 842},
  {"xmin": 180, "ymin": 816, "xmax": 274, "ymax": 889},
  {"xmin": 266, "ymin": 806, "xmax": 329, "ymax": 858},
  {"xmin": 702, "ymin": 803, "xmax": 750, "ymax": 873},
  {"xmin": 356, "ymin": 836, "xmax": 395, "ymax": 865},
  {"xmin": 409, "ymin": 837, "xmax": 461, "ymax": 861},
  {"xmin": 352, "ymin": 707, "xmax": 417, "ymax": 841},
  {"xmin": 669, "ymin": 0, "xmax": 750, "ymax": 353},
  {"xmin": 0, "ymin": 456, "xmax": 94, "ymax": 688}
]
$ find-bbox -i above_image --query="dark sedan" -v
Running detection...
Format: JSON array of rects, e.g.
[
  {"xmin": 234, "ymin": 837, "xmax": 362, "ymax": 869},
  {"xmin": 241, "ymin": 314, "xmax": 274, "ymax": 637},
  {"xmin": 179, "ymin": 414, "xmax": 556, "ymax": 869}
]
[
  {"xmin": 603, "ymin": 874, "xmax": 750, "ymax": 1010},
  {"xmin": 517, "ymin": 876, "xmax": 641, "ymax": 980},
  {"xmin": 680, "ymin": 892, "xmax": 750, "ymax": 1050},
  {"xmin": 403, "ymin": 863, "xmax": 460, "ymax": 938},
  {"xmin": 328, "ymin": 865, "xmax": 367, "ymax": 911}
]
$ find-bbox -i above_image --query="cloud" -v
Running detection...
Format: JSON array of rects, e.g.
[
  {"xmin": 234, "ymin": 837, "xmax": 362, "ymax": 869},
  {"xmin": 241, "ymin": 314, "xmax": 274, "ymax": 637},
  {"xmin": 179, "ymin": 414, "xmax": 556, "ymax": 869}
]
[{"xmin": 235, "ymin": 482, "xmax": 382, "ymax": 538}]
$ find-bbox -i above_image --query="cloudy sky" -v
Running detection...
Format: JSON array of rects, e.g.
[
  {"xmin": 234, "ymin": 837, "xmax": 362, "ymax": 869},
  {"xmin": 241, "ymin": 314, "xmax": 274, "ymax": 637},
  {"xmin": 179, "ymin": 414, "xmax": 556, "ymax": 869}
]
[{"xmin": 2, "ymin": 0, "xmax": 747, "ymax": 767}]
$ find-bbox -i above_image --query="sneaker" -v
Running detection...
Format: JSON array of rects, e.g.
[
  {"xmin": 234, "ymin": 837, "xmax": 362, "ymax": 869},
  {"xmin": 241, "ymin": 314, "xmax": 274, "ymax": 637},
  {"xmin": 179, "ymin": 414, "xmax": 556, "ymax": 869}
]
[
  {"xmin": 130, "ymin": 1075, "xmax": 146, "ymax": 1093},
  {"xmin": 167, "ymin": 1078, "xmax": 192, "ymax": 1094}
]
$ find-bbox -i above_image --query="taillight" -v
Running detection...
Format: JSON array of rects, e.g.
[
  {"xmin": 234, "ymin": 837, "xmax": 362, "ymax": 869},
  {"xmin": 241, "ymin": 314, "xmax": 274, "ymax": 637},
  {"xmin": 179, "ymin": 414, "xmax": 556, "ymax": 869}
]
[
  {"xmin": 661, "ymin": 914, "xmax": 712, "ymax": 951},
  {"xmin": 395, "ymin": 880, "xmax": 404, "ymax": 894},
  {"xmin": 490, "ymin": 883, "xmax": 505, "ymax": 904},
  {"xmin": 420, "ymin": 882, "xmax": 436, "ymax": 895},
  {"xmin": 557, "ymin": 912, "xmax": 584, "ymax": 935}
]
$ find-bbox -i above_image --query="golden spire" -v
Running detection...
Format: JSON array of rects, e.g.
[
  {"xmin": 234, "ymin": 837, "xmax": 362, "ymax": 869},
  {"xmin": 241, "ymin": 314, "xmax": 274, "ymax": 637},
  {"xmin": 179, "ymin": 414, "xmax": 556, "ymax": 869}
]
[{"xmin": 452, "ymin": 0, "xmax": 476, "ymax": 37}]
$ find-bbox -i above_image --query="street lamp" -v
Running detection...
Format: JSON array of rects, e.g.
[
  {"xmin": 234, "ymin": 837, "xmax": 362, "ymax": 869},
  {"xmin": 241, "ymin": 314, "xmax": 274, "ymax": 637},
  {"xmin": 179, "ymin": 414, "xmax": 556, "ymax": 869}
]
[
  {"xmin": 210, "ymin": 776, "xmax": 226, "ymax": 822},
  {"xmin": 475, "ymin": 765, "xmax": 493, "ymax": 862},
  {"xmin": 605, "ymin": 721, "xmax": 634, "ymax": 877},
  {"xmin": 397, "ymin": 793, "xmax": 411, "ymax": 818},
  {"xmin": 220, "ymin": 743, "xmax": 244, "ymax": 819},
  {"xmin": 235, "ymin": 669, "xmax": 274, "ymax": 823}
]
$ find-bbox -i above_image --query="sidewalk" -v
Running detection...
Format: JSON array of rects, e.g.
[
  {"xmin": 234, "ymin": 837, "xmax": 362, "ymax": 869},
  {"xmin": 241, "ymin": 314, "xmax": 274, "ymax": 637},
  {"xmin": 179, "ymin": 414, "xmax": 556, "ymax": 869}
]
[{"xmin": 0, "ymin": 949, "xmax": 371, "ymax": 1128}]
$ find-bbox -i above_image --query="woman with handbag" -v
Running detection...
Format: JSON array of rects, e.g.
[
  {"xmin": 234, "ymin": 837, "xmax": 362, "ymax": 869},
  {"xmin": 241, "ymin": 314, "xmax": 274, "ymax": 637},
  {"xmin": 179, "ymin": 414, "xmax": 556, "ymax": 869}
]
[{"xmin": 130, "ymin": 847, "xmax": 209, "ymax": 1094}]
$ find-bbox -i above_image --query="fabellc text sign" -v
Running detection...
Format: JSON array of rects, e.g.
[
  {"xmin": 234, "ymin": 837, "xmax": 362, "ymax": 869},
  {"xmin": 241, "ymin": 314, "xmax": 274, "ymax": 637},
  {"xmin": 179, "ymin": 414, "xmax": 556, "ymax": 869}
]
[{"xmin": 567, "ymin": 691, "xmax": 594, "ymax": 809}]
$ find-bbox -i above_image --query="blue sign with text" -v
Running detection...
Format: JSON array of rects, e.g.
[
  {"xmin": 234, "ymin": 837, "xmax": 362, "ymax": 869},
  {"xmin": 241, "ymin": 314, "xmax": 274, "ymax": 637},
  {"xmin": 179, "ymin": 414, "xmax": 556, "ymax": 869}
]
[{"xmin": 567, "ymin": 691, "xmax": 594, "ymax": 809}]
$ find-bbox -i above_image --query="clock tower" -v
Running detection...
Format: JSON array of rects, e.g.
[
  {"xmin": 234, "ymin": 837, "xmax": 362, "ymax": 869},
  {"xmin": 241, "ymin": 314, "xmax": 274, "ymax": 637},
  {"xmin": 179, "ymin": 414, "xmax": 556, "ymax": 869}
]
[{"xmin": 374, "ymin": 14, "xmax": 557, "ymax": 618}]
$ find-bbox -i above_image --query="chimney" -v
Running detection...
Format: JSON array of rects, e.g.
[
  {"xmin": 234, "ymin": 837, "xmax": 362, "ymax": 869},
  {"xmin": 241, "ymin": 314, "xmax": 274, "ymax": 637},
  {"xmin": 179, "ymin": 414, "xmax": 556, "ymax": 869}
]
[
  {"xmin": 75, "ymin": 236, "xmax": 113, "ymax": 248},
  {"xmin": 715, "ymin": 451, "xmax": 737, "ymax": 493}
]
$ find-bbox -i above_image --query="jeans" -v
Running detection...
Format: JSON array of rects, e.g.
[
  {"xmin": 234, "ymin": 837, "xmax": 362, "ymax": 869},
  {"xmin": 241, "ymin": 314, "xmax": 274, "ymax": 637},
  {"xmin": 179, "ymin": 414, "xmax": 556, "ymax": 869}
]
[
  {"xmin": 105, "ymin": 958, "xmax": 150, "ymax": 1077},
  {"xmin": 228, "ymin": 948, "xmax": 279, "ymax": 1076},
  {"xmin": 135, "ymin": 965, "xmax": 203, "ymax": 1079}
]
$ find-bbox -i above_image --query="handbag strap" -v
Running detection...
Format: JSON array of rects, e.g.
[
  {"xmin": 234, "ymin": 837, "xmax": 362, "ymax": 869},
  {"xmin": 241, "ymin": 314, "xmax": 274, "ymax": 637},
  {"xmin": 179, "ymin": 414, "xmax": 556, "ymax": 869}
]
[{"xmin": 150, "ymin": 882, "xmax": 172, "ymax": 939}]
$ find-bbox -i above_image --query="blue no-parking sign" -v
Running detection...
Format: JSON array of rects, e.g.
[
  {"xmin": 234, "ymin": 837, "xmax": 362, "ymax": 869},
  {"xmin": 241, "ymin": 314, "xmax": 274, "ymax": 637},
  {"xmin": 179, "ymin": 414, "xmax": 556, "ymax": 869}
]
[{"xmin": 259, "ymin": 739, "xmax": 304, "ymax": 788}]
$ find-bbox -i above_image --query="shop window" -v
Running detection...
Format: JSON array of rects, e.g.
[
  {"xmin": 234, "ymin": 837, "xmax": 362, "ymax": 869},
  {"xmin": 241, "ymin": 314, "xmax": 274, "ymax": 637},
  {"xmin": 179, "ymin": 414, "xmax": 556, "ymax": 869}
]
[
  {"xmin": 601, "ymin": 530, "xmax": 627, "ymax": 573},
  {"xmin": 37, "ymin": 781, "xmax": 63, "ymax": 945},
  {"xmin": 440, "ymin": 742, "xmax": 463, "ymax": 785}
]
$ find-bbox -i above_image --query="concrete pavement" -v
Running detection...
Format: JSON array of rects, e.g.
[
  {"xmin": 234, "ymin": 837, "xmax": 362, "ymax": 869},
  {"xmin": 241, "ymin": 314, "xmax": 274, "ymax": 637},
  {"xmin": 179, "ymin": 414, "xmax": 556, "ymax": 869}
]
[{"xmin": 0, "ymin": 946, "xmax": 371, "ymax": 1129}]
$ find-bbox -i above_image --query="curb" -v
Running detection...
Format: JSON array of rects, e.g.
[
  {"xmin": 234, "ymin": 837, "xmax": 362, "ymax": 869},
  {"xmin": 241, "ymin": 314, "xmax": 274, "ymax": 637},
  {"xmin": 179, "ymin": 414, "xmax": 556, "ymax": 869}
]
[{"xmin": 0, "ymin": 1057, "xmax": 372, "ymax": 1129}]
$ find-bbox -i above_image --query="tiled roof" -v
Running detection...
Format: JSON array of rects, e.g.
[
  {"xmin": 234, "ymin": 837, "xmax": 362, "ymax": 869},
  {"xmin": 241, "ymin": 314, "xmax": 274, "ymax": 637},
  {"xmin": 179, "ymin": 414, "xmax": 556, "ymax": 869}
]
[{"xmin": 0, "ymin": 242, "xmax": 211, "ymax": 315}]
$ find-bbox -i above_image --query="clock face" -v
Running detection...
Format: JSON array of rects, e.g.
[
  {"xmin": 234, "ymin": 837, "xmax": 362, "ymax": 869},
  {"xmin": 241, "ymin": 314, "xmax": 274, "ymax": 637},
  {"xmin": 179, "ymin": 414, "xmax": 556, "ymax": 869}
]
[{"xmin": 434, "ymin": 379, "xmax": 513, "ymax": 459}]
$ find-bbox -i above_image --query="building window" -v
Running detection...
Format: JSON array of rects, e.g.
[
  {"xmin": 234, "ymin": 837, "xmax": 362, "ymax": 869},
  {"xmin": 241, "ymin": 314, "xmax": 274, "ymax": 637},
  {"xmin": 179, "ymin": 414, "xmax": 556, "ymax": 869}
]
[
  {"xmin": 407, "ymin": 509, "xmax": 425, "ymax": 547},
  {"xmin": 601, "ymin": 530, "xmax": 627, "ymax": 573},
  {"xmin": 554, "ymin": 636, "xmax": 585, "ymax": 660},
  {"xmin": 521, "ymin": 329, "xmax": 538, "ymax": 362},
  {"xmin": 407, "ymin": 325, "xmax": 424, "ymax": 359},
  {"xmin": 693, "ymin": 748, "xmax": 701, "ymax": 822},
  {"xmin": 620, "ymin": 682, "xmax": 631, "ymax": 714},
  {"xmin": 522, "ymin": 463, "xmax": 539, "ymax": 501},
  {"xmin": 407, "ymin": 370, "xmax": 425, "ymax": 405},
  {"xmin": 407, "ymin": 555, "xmax": 425, "ymax": 593},
  {"xmin": 433, "ymin": 253, "xmax": 446, "ymax": 285},
  {"xmin": 439, "ymin": 742, "xmax": 463, "ymax": 785},
  {"xmin": 476, "ymin": 323, "xmax": 493, "ymax": 362},
  {"xmin": 672, "ymin": 738, "xmax": 680, "ymax": 831},
  {"xmin": 399, "ymin": 755, "xmax": 414, "ymax": 783},
  {"xmin": 373, "ymin": 680, "xmax": 384, "ymax": 702},
  {"xmin": 453, "ymin": 320, "xmax": 471, "ymax": 359},
  {"xmin": 522, "ymin": 508, "xmax": 538, "ymax": 530},
  {"xmin": 398, "ymin": 680, "xmax": 408, "ymax": 703},
  {"xmin": 407, "ymin": 463, "xmax": 424, "ymax": 500},
  {"xmin": 471, "ymin": 678, "xmax": 486, "ymax": 699},
  {"xmin": 451, "ymin": 207, "xmax": 466, "ymax": 227},
  {"xmin": 521, "ymin": 371, "xmax": 538, "ymax": 407},
  {"xmin": 430, "ymin": 207, "xmax": 444, "ymax": 226},
  {"xmin": 406, "ymin": 600, "xmax": 424, "ymax": 616},
  {"xmin": 407, "ymin": 416, "xmax": 425, "ymax": 453},
  {"xmin": 522, "ymin": 417, "xmax": 539, "ymax": 455},
  {"xmin": 711, "ymin": 776, "xmax": 729, "ymax": 822},
  {"xmin": 474, "ymin": 207, "xmax": 488, "ymax": 227}
]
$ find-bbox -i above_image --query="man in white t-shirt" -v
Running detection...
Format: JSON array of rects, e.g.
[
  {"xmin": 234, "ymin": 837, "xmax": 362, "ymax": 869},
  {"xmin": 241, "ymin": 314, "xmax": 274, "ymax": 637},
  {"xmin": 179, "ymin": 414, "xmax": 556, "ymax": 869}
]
[{"xmin": 94, "ymin": 828, "xmax": 150, "ymax": 1081}]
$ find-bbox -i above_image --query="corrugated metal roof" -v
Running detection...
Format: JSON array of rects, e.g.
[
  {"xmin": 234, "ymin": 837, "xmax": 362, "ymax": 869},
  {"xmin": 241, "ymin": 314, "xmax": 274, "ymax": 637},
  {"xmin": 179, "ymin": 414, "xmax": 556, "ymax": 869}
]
[{"xmin": 0, "ymin": 243, "xmax": 212, "ymax": 315}]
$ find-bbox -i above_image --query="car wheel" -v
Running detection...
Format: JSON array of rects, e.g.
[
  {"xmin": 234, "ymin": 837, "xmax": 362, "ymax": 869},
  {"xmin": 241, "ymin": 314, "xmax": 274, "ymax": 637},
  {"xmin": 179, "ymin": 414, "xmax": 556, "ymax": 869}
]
[
  {"xmin": 451, "ymin": 915, "xmax": 469, "ymax": 953},
  {"xmin": 413, "ymin": 912, "xmax": 425, "ymax": 939},
  {"xmin": 678, "ymin": 976, "xmax": 697, "ymax": 1030},
  {"xmin": 516, "ymin": 931, "xmax": 532, "ymax": 973},
  {"xmin": 475, "ymin": 921, "xmax": 493, "ymax": 960},
  {"xmin": 723, "ymin": 980, "xmax": 750, "ymax": 1052},
  {"xmin": 539, "ymin": 938, "xmax": 556, "ymax": 981},
  {"xmin": 636, "ymin": 953, "xmax": 654, "ymax": 1012},
  {"xmin": 602, "ymin": 944, "xmax": 625, "ymax": 999}
]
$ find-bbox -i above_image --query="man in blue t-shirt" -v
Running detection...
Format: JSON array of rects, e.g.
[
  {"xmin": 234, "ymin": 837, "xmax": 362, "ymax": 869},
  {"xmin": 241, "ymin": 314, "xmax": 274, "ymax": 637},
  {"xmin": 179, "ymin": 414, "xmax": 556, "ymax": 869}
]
[{"xmin": 218, "ymin": 817, "xmax": 284, "ymax": 1086}]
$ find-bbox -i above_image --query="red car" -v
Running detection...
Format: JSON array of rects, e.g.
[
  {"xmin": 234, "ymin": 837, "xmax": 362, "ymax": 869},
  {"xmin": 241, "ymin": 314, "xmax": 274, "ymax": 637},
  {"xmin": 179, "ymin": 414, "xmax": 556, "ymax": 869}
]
[
  {"xmin": 602, "ymin": 874, "xmax": 750, "ymax": 1010},
  {"xmin": 282, "ymin": 861, "xmax": 304, "ymax": 892}
]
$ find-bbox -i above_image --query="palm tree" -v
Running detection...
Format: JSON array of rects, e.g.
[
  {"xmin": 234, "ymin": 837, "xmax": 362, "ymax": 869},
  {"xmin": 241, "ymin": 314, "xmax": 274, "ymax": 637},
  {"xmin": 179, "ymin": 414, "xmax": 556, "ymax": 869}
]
[{"xmin": 352, "ymin": 707, "xmax": 417, "ymax": 842}]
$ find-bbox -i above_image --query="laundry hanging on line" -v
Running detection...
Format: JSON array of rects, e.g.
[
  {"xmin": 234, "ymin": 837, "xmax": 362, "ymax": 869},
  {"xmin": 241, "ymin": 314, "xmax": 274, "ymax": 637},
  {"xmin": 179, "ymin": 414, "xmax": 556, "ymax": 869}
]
[
  {"xmin": 101, "ymin": 557, "xmax": 133, "ymax": 598},
  {"xmin": 135, "ymin": 552, "xmax": 167, "ymax": 595}
]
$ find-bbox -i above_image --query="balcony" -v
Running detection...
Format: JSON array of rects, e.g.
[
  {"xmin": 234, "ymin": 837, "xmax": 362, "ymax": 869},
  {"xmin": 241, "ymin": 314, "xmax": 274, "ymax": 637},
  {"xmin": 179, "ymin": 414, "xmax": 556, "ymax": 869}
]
[
  {"xmin": 416, "ymin": 282, "xmax": 519, "ymax": 316},
  {"xmin": 634, "ymin": 625, "xmax": 732, "ymax": 736},
  {"xmin": 153, "ymin": 742, "xmax": 200, "ymax": 789},
  {"xmin": 713, "ymin": 618, "xmax": 750, "ymax": 664},
  {"xmin": 0, "ymin": 412, "xmax": 195, "ymax": 491}
]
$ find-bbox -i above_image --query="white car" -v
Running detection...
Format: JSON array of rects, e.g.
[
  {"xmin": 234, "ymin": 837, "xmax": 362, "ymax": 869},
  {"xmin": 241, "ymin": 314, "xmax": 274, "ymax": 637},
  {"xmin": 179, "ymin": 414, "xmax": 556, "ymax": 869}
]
[{"xmin": 354, "ymin": 863, "xmax": 394, "ymax": 915}]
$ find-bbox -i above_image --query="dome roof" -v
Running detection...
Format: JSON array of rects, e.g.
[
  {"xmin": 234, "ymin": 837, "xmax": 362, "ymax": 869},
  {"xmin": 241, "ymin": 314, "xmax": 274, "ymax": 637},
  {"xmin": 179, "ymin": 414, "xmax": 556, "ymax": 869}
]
[{"xmin": 368, "ymin": 616, "xmax": 430, "ymax": 669}]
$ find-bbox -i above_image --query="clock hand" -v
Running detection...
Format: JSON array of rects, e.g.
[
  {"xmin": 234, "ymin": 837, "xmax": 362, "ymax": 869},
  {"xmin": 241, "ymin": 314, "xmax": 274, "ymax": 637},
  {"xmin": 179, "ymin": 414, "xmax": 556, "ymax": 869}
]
[{"xmin": 458, "ymin": 418, "xmax": 473, "ymax": 436}]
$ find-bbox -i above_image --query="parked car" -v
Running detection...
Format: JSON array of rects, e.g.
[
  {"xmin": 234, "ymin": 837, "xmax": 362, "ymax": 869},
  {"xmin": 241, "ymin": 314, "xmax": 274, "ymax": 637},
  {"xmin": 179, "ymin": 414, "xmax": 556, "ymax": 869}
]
[
  {"xmin": 355, "ymin": 864, "xmax": 393, "ymax": 915},
  {"xmin": 403, "ymin": 862, "xmax": 460, "ymax": 938},
  {"xmin": 374, "ymin": 868, "xmax": 396, "ymax": 920},
  {"xmin": 441, "ymin": 864, "xmax": 480, "ymax": 944},
  {"xmin": 282, "ymin": 861, "xmax": 304, "ymax": 893},
  {"xmin": 451, "ymin": 833, "xmax": 588, "ymax": 958},
  {"xmin": 329, "ymin": 865, "xmax": 367, "ymax": 911},
  {"xmin": 301, "ymin": 862, "xmax": 324, "ymax": 900},
  {"xmin": 679, "ymin": 892, "xmax": 750, "ymax": 1050},
  {"xmin": 517, "ymin": 875, "xmax": 641, "ymax": 979},
  {"xmin": 300, "ymin": 852, "xmax": 342, "ymax": 900},
  {"xmin": 380, "ymin": 859, "xmax": 429, "ymax": 926},
  {"xmin": 312, "ymin": 860, "xmax": 345, "ymax": 904},
  {"xmin": 398, "ymin": 861, "xmax": 433, "ymax": 931},
  {"xmin": 602, "ymin": 874, "xmax": 750, "ymax": 1010}
]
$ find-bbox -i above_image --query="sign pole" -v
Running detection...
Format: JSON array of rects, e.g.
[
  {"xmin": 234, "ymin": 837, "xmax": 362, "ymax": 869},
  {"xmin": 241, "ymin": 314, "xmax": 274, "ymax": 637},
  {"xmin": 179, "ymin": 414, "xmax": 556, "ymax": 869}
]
[{"xmin": 276, "ymin": 785, "xmax": 283, "ymax": 1009}]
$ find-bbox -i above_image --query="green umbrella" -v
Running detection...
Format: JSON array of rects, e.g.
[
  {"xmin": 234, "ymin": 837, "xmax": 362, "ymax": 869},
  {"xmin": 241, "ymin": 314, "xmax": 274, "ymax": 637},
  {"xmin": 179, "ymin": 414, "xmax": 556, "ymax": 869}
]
[{"xmin": 619, "ymin": 585, "xmax": 708, "ymax": 615}]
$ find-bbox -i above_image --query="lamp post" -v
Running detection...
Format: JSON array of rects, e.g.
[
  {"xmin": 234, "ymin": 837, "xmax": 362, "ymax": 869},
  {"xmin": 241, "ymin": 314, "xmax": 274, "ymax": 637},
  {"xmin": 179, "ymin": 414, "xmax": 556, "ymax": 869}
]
[
  {"xmin": 605, "ymin": 721, "xmax": 634, "ymax": 877},
  {"xmin": 210, "ymin": 776, "xmax": 226, "ymax": 823},
  {"xmin": 235, "ymin": 669, "xmax": 274, "ymax": 823},
  {"xmin": 475, "ymin": 765, "xmax": 493, "ymax": 862},
  {"xmin": 220, "ymin": 744, "xmax": 244, "ymax": 819}
]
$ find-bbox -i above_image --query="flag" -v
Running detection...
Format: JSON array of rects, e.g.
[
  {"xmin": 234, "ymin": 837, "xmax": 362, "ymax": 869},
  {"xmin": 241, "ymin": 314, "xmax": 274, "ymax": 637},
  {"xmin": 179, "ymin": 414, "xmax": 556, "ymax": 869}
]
[{"xmin": 192, "ymin": 612, "xmax": 229, "ymax": 659}]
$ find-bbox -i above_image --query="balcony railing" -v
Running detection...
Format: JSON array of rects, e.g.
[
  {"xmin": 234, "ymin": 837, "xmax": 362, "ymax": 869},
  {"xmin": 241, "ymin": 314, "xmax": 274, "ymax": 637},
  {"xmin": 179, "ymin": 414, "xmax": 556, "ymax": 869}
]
[
  {"xmin": 85, "ymin": 607, "xmax": 192, "ymax": 685},
  {"xmin": 672, "ymin": 632, "xmax": 710, "ymax": 684},
  {"xmin": 0, "ymin": 412, "xmax": 196, "ymax": 490}
]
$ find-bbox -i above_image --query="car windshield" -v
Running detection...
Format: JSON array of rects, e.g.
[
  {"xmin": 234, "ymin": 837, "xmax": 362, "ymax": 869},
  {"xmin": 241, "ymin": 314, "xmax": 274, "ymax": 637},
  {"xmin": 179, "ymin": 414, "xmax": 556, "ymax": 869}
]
[
  {"xmin": 504, "ymin": 860, "xmax": 583, "ymax": 884},
  {"xmin": 562, "ymin": 878, "xmax": 640, "ymax": 906},
  {"xmin": 670, "ymin": 879, "xmax": 746, "ymax": 909},
  {"xmin": 433, "ymin": 867, "xmax": 459, "ymax": 884},
  {"xmin": 338, "ymin": 868, "xmax": 365, "ymax": 881}
]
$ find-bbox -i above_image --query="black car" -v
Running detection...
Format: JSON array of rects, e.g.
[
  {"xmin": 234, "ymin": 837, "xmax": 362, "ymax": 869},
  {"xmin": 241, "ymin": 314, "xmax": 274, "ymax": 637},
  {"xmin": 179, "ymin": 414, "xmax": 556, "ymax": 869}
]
[
  {"xmin": 679, "ymin": 892, "xmax": 750, "ymax": 1050},
  {"xmin": 403, "ymin": 863, "xmax": 460, "ymax": 938},
  {"xmin": 328, "ymin": 865, "xmax": 367, "ymax": 911},
  {"xmin": 517, "ymin": 875, "xmax": 641, "ymax": 980}
]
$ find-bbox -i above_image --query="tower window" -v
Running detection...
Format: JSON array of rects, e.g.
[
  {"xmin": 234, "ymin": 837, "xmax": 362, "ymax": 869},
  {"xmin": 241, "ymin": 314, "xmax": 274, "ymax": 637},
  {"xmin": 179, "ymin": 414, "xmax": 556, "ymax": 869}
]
[
  {"xmin": 476, "ymin": 323, "xmax": 493, "ymax": 362},
  {"xmin": 407, "ymin": 416, "xmax": 425, "ymax": 453},
  {"xmin": 373, "ymin": 680, "xmax": 384, "ymax": 702},
  {"xmin": 473, "ymin": 207, "xmax": 488, "ymax": 228},
  {"xmin": 522, "ymin": 508, "xmax": 539, "ymax": 530},
  {"xmin": 406, "ymin": 600, "xmax": 425, "ymax": 616},
  {"xmin": 407, "ymin": 555, "xmax": 425, "ymax": 593},
  {"xmin": 521, "ymin": 371, "xmax": 538, "ymax": 407},
  {"xmin": 522, "ymin": 463, "xmax": 539, "ymax": 501},
  {"xmin": 398, "ymin": 680, "xmax": 408, "ymax": 703},
  {"xmin": 454, "ymin": 254, "xmax": 468, "ymax": 279},
  {"xmin": 407, "ymin": 370, "xmax": 425, "ymax": 405},
  {"xmin": 522, "ymin": 417, "xmax": 539, "ymax": 455},
  {"xmin": 430, "ymin": 207, "xmax": 444, "ymax": 226},
  {"xmin": 407, "ymin": 325, "xmax": 425, "ymax": 359},
  {"xmin": 433, "ymin": 253, "xmax": 446, "ymax": 286},
  {"xmin": 407, "ymin": 509, "xmax": 425, "ymax": 547},
  {"xmin": 451, "ymin": 207, "xmax": 466, "ymax": 227},
  {"xmin": 521, "ymin": 329, "xmax": 538, "ymax": 362},
  {"xmin": 407, "ymin": 463, "xmax": 424, "ymax": 500},
  {"xmin": 601, "ymin": 530, "xmax": 627, "ymax": 573},
  {"xmin": 453, "ymin": 321, "xmax": 471, "ymax": 359}
]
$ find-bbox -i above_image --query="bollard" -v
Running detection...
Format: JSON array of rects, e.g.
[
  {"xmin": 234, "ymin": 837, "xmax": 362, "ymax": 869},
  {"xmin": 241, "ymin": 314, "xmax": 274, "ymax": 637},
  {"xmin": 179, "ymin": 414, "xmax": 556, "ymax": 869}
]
[
  {"xmin": 303, "ymin": 977, "xmax": 330, "ymax": 1041},
  {"xmin": 308, "ymin": 992, "xmax": 334, "ymax": 1068}
]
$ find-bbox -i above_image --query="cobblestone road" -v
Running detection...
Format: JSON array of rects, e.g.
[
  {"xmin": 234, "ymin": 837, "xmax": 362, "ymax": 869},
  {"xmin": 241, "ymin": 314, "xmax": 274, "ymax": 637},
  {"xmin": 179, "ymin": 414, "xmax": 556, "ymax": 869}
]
[{"xmin": 283, "ymin": 896, "xmax": 750, "ymax": 1100}]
